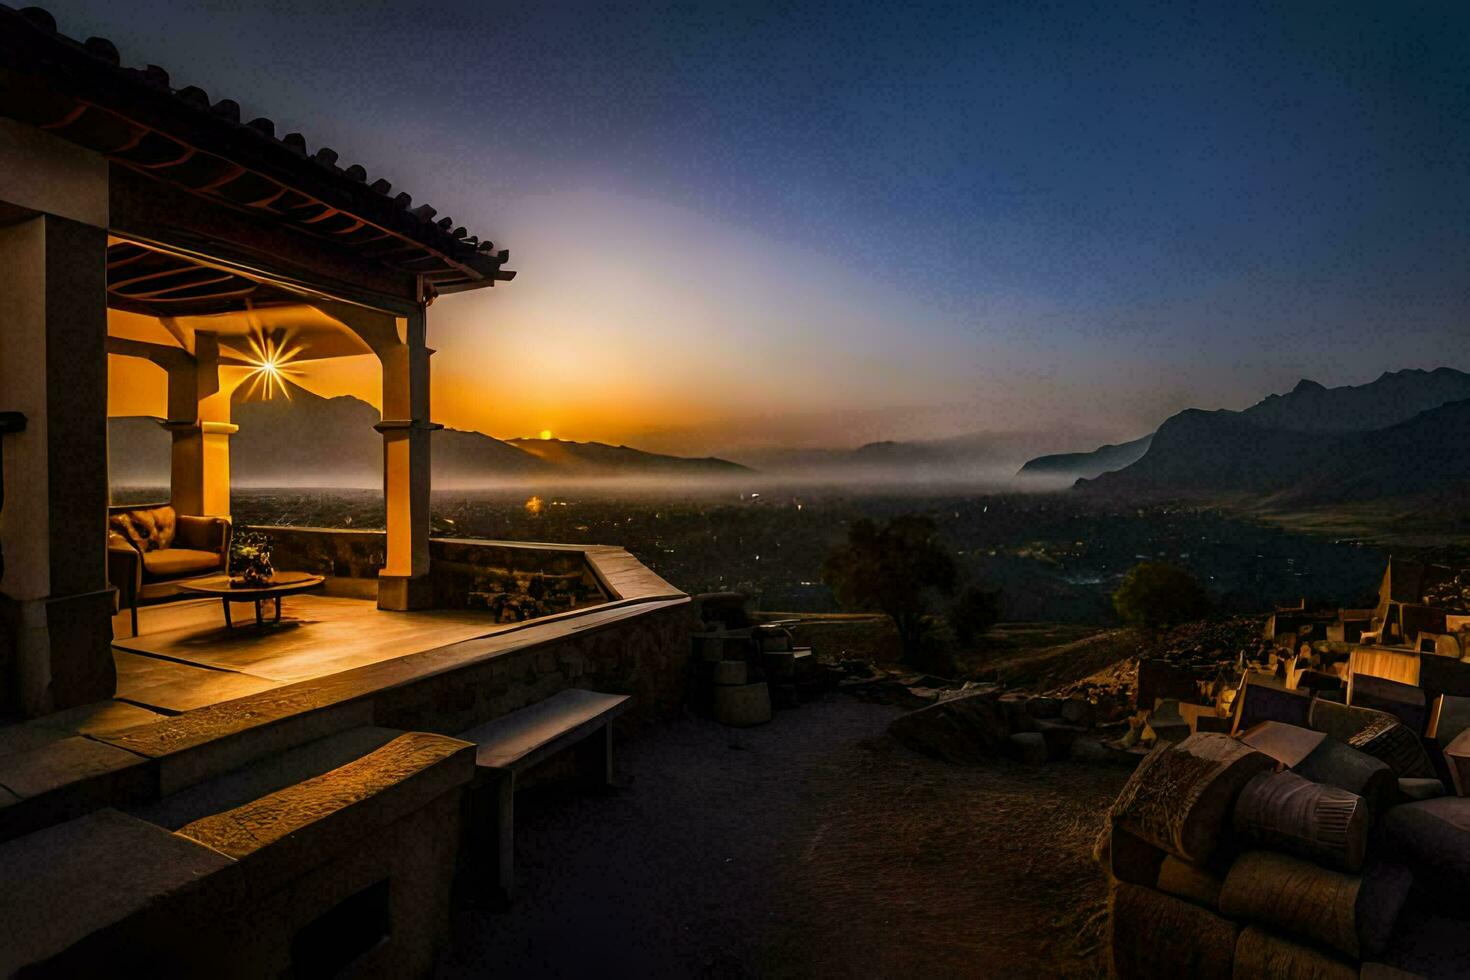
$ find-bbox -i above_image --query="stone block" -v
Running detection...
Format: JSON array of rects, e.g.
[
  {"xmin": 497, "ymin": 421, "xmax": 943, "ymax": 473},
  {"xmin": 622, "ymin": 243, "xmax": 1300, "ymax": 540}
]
[
  {"xmin": 1155, "ymin": 854, "xmax": 1223, "ymax": 910},
  {"xmin": 0, "ymin": 808, "xmax": 235, "ymax": 976},
  {"xmin": 1232, "ymin": 675, "xmax": 1311, "ymax": 733},
  {"xmin": 1398, "ymin": 777, "xmax": 1445, "ymax": 801},
  {"xmin": 1418, "ymin": 652, "xmax": 1470, "ymax": 701},
  {"xmin": 770, "ymin": 683, "xmax": 798, "ymax": 710},
  {"xmin": 1444, "ymin": 728, "xmax": 1470, "ymax": 796},
  {"xmin": 177, "ymin": 732, "xmax": 475, "ymax": 892},
  {"xmin": 1310, "ymin": 699, "xmax": 1436, "ymax": 779},
  {"xmin": 0, "ymin": 736, "xmax": 155, "ymax": 843},
  {"xmin": 1427, "ymin": 694, "xmax": 1470, "ymax": 746},
  {"xmin": 762, "ymin": 649, "xmax": 796, "ymax": 680},
  {"xmin": 1382, "ymin": 796, "xmax": 1470, "ymax": 911},
  {"xmin": 713, "ymin": 683, "xmax": 771, "ymax": 727},
  {"xmin": 1110, "ymin": 732, "xmax": 1275, "ymax": 864},
  {"xmin": 713, "ymin": 660, "xmax": 748, "ymax": 686},
  {"xmin": 1232, "ymin": 926, "xmax": 1356, "ymax": 980},
  {"xmin": 1350, "ymin": 674, "xmax": 1427, "ymax": 734},
  {"xmin": 1232, "ymin": 770, "xmax": 1369, "ymax": 871},
  {"xmin": 1137, "ymin": 658, "xmax": 1205, "ymax": 710},
  {"xmin": 1219, "ymin": 850, "xmax": 1409, "ymax": 959},
  {"xmin": 1109, "ymin": 880, "xmax": 1238, "ymax": 980}
]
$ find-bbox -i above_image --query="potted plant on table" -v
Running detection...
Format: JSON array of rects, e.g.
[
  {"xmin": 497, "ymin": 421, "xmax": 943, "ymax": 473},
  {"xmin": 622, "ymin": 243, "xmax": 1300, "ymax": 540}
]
[{"xmin": 230, "ymin": 530, "xmax": 275, "ymax": 587}]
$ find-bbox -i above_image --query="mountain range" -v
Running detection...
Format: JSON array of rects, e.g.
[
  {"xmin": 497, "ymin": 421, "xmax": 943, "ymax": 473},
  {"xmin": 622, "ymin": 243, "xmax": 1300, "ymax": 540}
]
[
  {"xmin": 1066, "ymin": 368, "xmax": 1470, "ymax": 505},
  {"xmin": 107, "ymin": 380, "xmax": 748, "ymax": 488}
]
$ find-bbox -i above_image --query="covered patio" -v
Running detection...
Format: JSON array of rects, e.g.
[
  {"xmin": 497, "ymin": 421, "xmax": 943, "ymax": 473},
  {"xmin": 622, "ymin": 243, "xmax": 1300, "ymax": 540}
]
[{"xmin": 0, "ymin": 5, "xmax": 517, "ymax": 718}]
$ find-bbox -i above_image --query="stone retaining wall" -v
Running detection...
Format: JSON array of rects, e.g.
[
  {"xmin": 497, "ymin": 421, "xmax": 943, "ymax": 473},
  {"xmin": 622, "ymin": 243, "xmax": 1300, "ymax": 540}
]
[{"xmin": 248, "ymin": 526, "xmax": 609, "ymax": 617}]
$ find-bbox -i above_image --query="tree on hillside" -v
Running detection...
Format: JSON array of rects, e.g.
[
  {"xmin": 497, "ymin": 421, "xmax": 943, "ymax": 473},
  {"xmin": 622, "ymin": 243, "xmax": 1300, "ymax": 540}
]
[
  {"xmin": 1113, "ymin": 561, "xmax": 1211, "ymax": 630},
  {"xmin": 949, "ymin": 584, "xmax": 1004, "ymax": 646},
  {"xmin": 822, "ymin": 515, "xmax": 959, "ymax": 662}
]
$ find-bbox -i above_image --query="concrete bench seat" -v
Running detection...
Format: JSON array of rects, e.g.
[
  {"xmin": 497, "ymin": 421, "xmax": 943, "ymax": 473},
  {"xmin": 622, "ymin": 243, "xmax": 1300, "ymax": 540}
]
[{"xmin": 456, "ymin": 688, "xmax": 631, "ymax": 904}]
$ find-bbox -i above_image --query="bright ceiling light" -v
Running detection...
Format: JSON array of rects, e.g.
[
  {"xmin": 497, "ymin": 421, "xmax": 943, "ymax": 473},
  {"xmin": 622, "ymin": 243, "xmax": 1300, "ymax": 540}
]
[{"xmin": 241, "ymin": 329, "xmax": 303, "ymax": 400}]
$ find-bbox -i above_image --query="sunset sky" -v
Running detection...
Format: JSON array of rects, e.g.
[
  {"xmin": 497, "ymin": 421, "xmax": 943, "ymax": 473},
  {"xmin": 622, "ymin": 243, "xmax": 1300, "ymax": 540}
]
[{"xmin": 67, "ymin": 0, "xmax": 1470, "ymax": 457}]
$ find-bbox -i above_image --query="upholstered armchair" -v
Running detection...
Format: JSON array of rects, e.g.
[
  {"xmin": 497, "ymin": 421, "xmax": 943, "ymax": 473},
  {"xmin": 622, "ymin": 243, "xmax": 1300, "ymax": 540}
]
[{"xmin": 107, "ymin": 505, "xmax": 232, "ymax": 636}]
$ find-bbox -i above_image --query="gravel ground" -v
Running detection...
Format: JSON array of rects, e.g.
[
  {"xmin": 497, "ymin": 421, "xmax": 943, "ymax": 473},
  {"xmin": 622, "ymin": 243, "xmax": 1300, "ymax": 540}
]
[{"xmin": 437, "ymin": 695, "xmax": 1129, "ymax": 979}]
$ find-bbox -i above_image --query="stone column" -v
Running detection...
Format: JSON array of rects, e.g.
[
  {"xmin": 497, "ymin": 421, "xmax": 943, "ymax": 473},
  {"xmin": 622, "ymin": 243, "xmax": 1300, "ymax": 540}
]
[
  {"xmin": 375, "ymin": 306, "xmax": 438, "ymax": 610},
  {"xmin": 0, "ymin": 215, "xmax": 116, "ymax": 715},
  {"xmin": 162, "ymin": 332, "xmax": 234, "ymax": 518}
]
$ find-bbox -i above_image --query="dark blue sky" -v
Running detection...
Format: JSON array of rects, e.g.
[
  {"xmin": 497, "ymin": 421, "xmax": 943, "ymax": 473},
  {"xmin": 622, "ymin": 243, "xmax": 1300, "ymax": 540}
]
[{"xmin": 57, "ymin": 0, "xmax": 1470, "ymax": 449}]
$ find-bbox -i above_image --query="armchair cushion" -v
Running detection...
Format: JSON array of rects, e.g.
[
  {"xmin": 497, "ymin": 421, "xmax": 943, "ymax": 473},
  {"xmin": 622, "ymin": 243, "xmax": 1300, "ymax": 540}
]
[
  {"xmin": 175, "ymin": 514, "xmax": 230, "ymax": 555},
  {"xmin": 141, "ymin": 548, "xmax": 221, "ymax": 579},
  {"xmin": 109, "ymin": 505, "xmax": 176, "ymax": 552}
]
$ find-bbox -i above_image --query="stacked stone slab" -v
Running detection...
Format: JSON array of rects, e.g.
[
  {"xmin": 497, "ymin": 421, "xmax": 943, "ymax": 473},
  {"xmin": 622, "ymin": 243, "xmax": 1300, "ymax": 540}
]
[
  {"xmin": 689, "ymin": 622, "xmax": 830, "ymax": 727},
  {"xmin": 1102, "ymin": 716, "xmax": 1470, "ymax": 978}
]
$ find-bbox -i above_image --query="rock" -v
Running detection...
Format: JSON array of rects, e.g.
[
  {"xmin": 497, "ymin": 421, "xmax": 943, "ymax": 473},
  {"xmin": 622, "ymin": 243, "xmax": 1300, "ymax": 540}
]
[
  {"xmin": 1033, "ymin": 718, "xmax": 1085, "ymax": 759},
  {"xmin": 1059, "ymin": 697, "xmax": 1093, "ymax": 726},
  {"xmin": 839, "ymin": 659, "xmax": 873, "ymax": 678},
  {"xmin": 1026, "ymin": 696, "xmax": 1062, "ymax": 719},
  {"xmin": 997, "ymin": 693, "xmax": 1037, "ymax": 732},
  {"xmin": 1007, "ymin": 731, "xmax": 1047, "ymax": 765},
  {"xmin": 886, "ymin": 691, "xmax": 1009, "ymax": 764}
]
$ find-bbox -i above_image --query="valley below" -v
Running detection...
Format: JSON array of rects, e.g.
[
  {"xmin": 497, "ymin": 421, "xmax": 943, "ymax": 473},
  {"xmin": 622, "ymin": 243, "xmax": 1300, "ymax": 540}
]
[{"xmin": 109, "ymin": 483, "xmax": 1422, "ymax": 626}]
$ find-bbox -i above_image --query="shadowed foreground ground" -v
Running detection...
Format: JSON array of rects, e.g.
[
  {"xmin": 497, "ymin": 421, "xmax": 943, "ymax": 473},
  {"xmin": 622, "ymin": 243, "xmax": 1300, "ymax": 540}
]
[{"xmin": 438, "ymin": 695, "xmax": 1128, "ymax": 979}]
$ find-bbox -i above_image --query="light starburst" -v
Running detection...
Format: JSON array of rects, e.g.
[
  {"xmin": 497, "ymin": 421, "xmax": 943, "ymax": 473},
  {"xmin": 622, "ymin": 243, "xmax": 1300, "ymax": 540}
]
[{"xmin": 240, "ymin": 329, "xmax": 304, "ymax": 401}]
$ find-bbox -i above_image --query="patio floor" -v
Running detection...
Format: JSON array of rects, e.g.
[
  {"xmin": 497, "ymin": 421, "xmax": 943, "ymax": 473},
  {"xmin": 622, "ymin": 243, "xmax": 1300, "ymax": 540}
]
[{"xmin": 110, "ymin": 595, "xmax": 504, "ymax": 714}]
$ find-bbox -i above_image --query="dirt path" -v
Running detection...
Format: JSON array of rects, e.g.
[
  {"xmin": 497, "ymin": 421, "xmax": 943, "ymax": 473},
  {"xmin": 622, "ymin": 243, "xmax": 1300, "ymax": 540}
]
[{"xmin": 438, "ymin": 696, "xmax": 1128, "ymax": 979}]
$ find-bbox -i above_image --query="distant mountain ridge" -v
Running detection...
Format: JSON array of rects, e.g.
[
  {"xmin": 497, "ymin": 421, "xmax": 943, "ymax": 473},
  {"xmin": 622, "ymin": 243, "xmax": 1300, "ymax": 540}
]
[
  {"xmin": 1016, "ymin": 434, "xmax": 1153, "ymax": 482},
  {"xmin": 1076, "ymin": 368, "xmax": 1470, "ymax": 504},
  {"xmin": 108, "ymin": 381, "xmax": 747, "ymax": 487},
  {"xmin": 735, "ymin": 429, "xmax": 1095, "ymax": 481}
]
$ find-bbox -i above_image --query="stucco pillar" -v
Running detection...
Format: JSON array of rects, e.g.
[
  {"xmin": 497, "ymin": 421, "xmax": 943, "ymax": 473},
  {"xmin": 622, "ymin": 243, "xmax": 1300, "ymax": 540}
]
[
  {"xmin": 163, "ymin": 332, "xmax": 235, "ymax": 518},
  {"xmin": 374, "ymin": 306, "xmax": 438, "ymax": 610},
  {"xmin": 0, "ymin": 214, "xmax": 116, "ymax": 715}
]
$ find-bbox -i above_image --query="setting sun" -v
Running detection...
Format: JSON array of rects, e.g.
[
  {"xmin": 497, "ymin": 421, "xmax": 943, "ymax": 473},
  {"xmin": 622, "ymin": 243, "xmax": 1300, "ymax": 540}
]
[{"xmin": 539, "ymin": 429, "xmax": 553, "ymax": 440}]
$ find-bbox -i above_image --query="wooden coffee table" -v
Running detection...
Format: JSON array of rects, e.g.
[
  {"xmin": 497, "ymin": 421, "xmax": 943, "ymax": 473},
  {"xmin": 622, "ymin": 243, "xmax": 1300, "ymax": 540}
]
[{"xmin": 180, "ymin": 573, "xmax": 326, "ymax": 628}]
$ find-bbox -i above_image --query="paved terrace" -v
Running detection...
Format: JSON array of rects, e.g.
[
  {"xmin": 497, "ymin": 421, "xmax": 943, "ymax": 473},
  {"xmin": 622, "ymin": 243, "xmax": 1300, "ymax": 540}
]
[{"xmin": 0, "ymin": 539, "xmax": 689, "ymax": 840}]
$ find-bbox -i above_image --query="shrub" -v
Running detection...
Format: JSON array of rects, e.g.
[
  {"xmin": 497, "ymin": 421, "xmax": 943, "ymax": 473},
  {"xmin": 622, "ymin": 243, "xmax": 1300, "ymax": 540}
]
[{"xmin": 1113, "ymin": 561, "xmax": 1211, "ymax": 629}]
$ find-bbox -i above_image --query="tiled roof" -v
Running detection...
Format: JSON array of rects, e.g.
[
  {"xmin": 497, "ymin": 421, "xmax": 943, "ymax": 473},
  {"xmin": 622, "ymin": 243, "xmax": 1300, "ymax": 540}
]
[{"xmin": 0, "ymin": 4, "xmax": 514, "ymax": 295}]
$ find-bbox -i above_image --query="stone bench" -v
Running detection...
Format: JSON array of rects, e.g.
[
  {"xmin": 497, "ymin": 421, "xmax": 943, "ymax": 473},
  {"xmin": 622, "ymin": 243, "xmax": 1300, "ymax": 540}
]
[
  {"xmin": 456, "ymin": 688, "xmax": 631, "ymax": 904},
  {"xmin": 0, "ymin": 731, "xmax": 474, "ymax": 977}
]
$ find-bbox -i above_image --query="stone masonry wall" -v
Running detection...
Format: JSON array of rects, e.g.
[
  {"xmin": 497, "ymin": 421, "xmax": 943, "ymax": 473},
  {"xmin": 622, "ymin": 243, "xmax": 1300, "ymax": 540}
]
[{"xmin": 372, "ymin": 599, "xmax": 693, "ymax": 732}]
